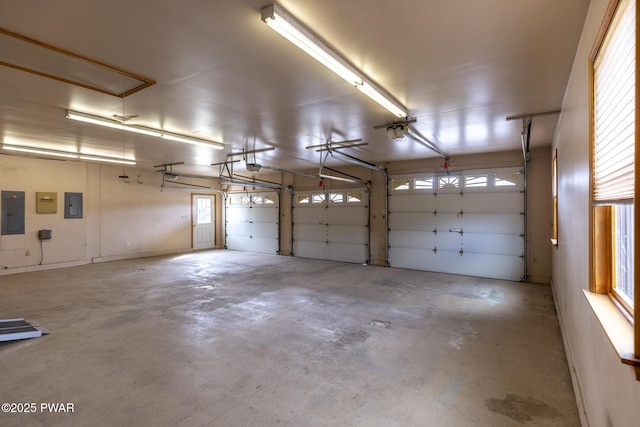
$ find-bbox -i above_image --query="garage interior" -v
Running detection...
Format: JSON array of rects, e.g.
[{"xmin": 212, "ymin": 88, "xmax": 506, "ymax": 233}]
[{"xmin": 0, "ymin": 0, "xmax": 638, "ymax": 426}]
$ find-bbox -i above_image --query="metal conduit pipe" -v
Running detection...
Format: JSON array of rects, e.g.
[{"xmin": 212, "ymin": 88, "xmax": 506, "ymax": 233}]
[
  {"xmin": 520, "ymin": 130, "xmax": 529, "ymax": 282},
  {"xmin": 290, "ymin": 190, "xmax": 294, "ymax": 257},
  {"xmin": 383, "ymin": 167, "xmax": 390, "ymax": 267},
  {"xmin": 506, "ymin": 108, "xmax": 560, "ymax": 282}
]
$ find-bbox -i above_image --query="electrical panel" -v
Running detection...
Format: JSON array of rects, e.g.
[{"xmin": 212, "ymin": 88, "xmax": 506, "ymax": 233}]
[
  {"xmin": 1, "ymin": 191, "xmax": 25, "ymax": 235},
  {"xmin": 36, "ymin": 192, "xmax": 57, "ymax": 214},
  {"xmin": 64, "ymin": 192, "xmax": 83, "ymax": 219}
]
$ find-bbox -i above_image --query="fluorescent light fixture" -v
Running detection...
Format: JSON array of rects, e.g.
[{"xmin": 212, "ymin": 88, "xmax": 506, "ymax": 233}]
[
  {"xmin": 1, "ymin": 143, "xmax": 136, "ymax": 165},
  {"xmin": 66, "ymin": 110, "xmax": 161, "ymax": 137},
  {"xmin": 78, "ymin": 155, "xmax": 136, "ymax": 165},
  {"xmin": 160, "ymin": 133, "xmax": 222, "ymax": 148},
  {"xmin": 261, "ymin": 4, "xmax": 408, "ymax": 118},
  {"xmin": 357, "ymin": 83, "xmax": 407, "ymax": 118},
  {"xmin": 1, "ymin": 144, "xmax": 79, "ymax": 158},
  {"xmin": 66, "ymin": 110, "xmax": 225, "ymax": 149}
]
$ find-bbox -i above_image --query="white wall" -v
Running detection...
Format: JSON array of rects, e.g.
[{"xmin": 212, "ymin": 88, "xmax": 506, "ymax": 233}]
[
  {"xmin": 0, "ymin": 155, "xmax": 221, "ymax": 274},
  {"xmin": 552, "ymin": 0, "xmax": 640, "ymax": 425},
  {"xmin": 0, "ymin": 156, "xmax": 88, "ymax": 269}
]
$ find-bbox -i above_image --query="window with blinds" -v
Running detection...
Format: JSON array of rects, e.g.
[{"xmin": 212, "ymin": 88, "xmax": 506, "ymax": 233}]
[
  {"xmin": 590, "ymin": 0, "xmax": 636, "ymax": 316},
  {"xmin": 588, "ymin": 0, "xmax": 640, "ymax": 379},
  {"xmin": 593, "ymin": 0, "xmax": 635, "ymax": 204}
]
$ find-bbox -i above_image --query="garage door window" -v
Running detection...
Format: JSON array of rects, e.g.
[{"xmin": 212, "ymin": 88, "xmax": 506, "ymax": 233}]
[
  {"xmin": 415, "ymin": 177, "xmax": 434, "ymax": 190},
  {"xmin": 438, "ymin": 176, "xmax": 460, "ymax": 190},
  {"xmin": 465, "ymin": 175, "xmax": 488, "ymax": 189}
]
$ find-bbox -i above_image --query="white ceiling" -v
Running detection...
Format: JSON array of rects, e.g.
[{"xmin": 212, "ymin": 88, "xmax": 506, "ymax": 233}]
[{"xmin": 0, "ymin": 0, "xmax": 589, "ymax": 177}]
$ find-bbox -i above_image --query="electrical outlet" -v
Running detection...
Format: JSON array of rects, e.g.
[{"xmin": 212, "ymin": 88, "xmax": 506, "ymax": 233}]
[{"xmin": 25, "ymin": 250, "xmax": 30, "ymax": 256}]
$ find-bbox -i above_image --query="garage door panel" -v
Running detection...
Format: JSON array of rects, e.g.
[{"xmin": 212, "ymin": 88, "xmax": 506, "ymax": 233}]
[
  {"xmin": 433, "ymin": 194, "xmax": 464, "ymax": 210},
  {"xmin": 294, "ymin": 241, "xmax": 329, "ymax": 260},
  {"xmin": 391, "ymin": 247, "xmax": 479, "ymax": 269},
  {"xmin": 389, "ymin": 212, "xmax": 433, "ymax": 230},
  {"xmin": 251, "ymin": 237, "xmax": 279, "ymax": 254},
  {"xmin": 294, "ymin": 207, "xmax": 326, "ymax": 223},
  {"xmin": 252, "ymin": 222, "xmax": 279, "ymax": 239},
  {"xmin": 389, "ymin": 230, "xmax": 435, "ymax": 249},
  {"xmin": 225, "ymin": 221, "xmax": 251, "ymax": 236},
  {"xmin": 389, "ymin": 194, "xmax": 434, "ymax": 211},
  {"xmin": 293, "ymin": 189, "xmax": 368, "ymax": 264},
  {"xmin": 434, "ymin": 215, "xmax": 463, "ymax": 231},
  {"xmin": 226, "ymin": 207, "xmax": 251, "ymax": 222},
  {"xmin": 252, "ymin": 207, "xmax": 279, "ymax": 223},
  {"xmin": 462, "ymin": 233, "xmax": 523, "ymax": 256},
  {"xmin": 462, "ymin": 192, "xmax": 523, "ymax": 213},
  {"xmin": 326, "ymin": 243, "xmax": 367, "ymax": 264},
  {"xmin": 328, "ymin": 225, "xmax": 368, "ymax": 244},
  {"xmin": 294, "ymin": 224, "xmax": 326, "ymax": 242},
  {"xmin": 435, "ymin": 233, "xmax": 464, "ymax": 252},
  {"xmin": 226, "ymin": 192, "xmax": 279, "ymax": 255},
  {"xmin": 454, "ymin": 253, "xmax": 524, "ymax": 281},
  {"xmin": 225, "ymin": 235, "xmax": 254, "ymax": 252},
  {"xmin": 462, "ymin": 213, "xmax": 522, "ymax": 234},
  {"xmin": 389, "ymin": 247, "xmax": 523, "ymax": 281},
  {"xmin": 389, "ymin": 168, "xmax": 523, "ymax": 281},
  {"xmin": 327, "ymin": 207, "xmax": 367, "ymax": 224}
]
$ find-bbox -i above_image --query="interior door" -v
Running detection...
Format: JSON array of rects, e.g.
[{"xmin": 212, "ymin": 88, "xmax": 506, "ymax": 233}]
[{"xmin": 192, "ymin": 195, "xmax": 215, "ymax": 250}]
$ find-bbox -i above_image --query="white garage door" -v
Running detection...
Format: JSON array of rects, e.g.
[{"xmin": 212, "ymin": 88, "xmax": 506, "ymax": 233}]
[
  {"xmin": 225, "ymin": 192, "xmax": 279, "ymax": 254},
  {"xmin": 389, "ymin": 168, "xmax": 524, "ymax": 281},
  {"xmin": 293, "ymin": 189, "xmax": 368, "ymax": 264}
]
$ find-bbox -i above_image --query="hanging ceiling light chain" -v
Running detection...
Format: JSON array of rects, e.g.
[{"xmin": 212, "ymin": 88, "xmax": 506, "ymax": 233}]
[{"xmin": 119, "ymin": 97, "xmax": 130, "ymax": 182}]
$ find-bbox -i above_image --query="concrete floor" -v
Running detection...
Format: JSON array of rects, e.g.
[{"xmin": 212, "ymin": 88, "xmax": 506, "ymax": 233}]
[{"xmin": 0, "ymin": 250, "xmax": 579, "ymax": 426}]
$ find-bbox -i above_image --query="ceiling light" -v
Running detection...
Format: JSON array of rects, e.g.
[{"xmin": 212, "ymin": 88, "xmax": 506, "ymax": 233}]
[
  {"xmin": 358, "ymin": 83, "xmax": 407, "ymax": 118},
  {"xmin": 66, "ymin": 110, "xmax": 161, "ymax": 137},
  {"xmin": 160, "ymin": 133, "xmax": 222, "ymax": 148},
  {"xmin": 1, "ymin": 143, "xmax": 136, "ymax": 165},
  {"xmin": 261, "ymin": 4, "xmax": 408, "ymax": 118},
  {"xmin": 66, "ymin": 110, "xmax": 225, "ymax": 149},
  {"xmin": 1, "ymin": 144, "xmax": 79, "ymax": 158},
  {"xmin": 78, "ymin": 155, "xmax": 136, "ymax": 165}
]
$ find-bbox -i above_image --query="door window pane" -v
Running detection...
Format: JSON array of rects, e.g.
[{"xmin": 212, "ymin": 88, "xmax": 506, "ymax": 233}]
[{"xmin": 197, "ymin": 198, "xmax": 212, "ymax": 224}]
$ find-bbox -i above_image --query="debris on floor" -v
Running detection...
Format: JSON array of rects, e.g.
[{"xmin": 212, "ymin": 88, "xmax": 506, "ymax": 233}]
[{"xmin": 369, "ymin": 320, "xmax": 391, "ymax": 328}]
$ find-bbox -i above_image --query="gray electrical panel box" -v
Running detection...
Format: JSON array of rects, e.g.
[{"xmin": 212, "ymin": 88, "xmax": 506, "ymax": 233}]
[
  {"xmin": 64, "ymin": 192, "xmax": 83, "ymax": 219},
  {"xmin": 38, "ymin": 229, "xmax": 52, "ymax": 240},
  {"xmin": 1, "ymin": 191, "xmax": 25, "ymax": 235}
]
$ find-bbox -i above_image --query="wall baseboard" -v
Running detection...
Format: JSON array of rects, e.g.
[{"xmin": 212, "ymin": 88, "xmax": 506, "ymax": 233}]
[{"xmin": 92, "ymin": 248, "xmax": 194, "ymax": 264}]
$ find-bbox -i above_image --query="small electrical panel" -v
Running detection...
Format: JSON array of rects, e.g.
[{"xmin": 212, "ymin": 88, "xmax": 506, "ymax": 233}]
[
  {"xmin": 36, "ymin": 192, "xmax": 57, "ymax": 214},
  {"xmin": 64, "ymin": 192, "xmax": 83, "ymax": 219},
  {"xmin": 1, "ymin": 191, "xmax": 26, "ymax": 235},
  {"xmin": 38, "ymin": 229, "xmax": 52, "ymax": 240}
]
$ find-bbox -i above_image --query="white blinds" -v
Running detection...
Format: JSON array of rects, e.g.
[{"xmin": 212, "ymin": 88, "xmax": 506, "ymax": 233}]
[{"xmin": 593, "ymin": 0, "xmax": 636, "ymax": 204}]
